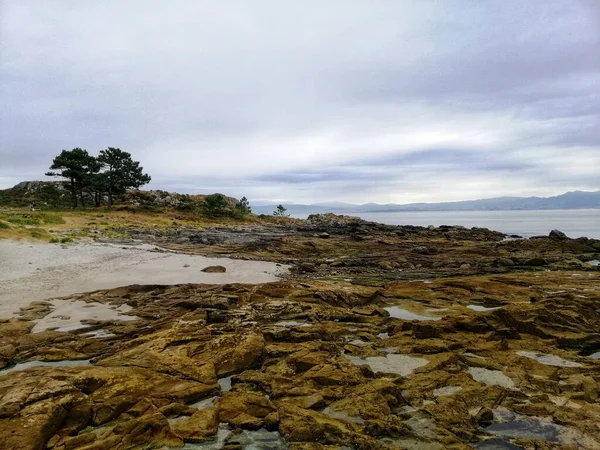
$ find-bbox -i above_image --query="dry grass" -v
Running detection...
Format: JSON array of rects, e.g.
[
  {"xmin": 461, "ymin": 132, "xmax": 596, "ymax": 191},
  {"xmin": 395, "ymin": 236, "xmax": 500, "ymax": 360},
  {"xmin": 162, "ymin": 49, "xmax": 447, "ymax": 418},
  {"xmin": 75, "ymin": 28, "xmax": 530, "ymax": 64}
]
[{"xmin": 0, "ymin": 208, "xmax": 271, "ymax": 242}]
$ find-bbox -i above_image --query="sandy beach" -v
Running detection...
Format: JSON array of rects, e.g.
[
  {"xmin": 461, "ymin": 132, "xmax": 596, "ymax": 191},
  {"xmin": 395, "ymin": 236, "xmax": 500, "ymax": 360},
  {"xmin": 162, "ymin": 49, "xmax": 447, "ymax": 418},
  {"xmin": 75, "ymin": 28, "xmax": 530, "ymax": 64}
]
[{"xmin": 0, "ymin": 240, "xmax": 288, "ymax": 318}]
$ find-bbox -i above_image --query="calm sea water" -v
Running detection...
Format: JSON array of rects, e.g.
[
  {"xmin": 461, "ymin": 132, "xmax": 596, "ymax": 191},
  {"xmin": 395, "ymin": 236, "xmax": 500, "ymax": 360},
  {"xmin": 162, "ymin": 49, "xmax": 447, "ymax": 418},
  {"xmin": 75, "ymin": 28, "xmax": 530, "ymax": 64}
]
[{"xmin": 293, "ymin": 209, "xmax": 600, "ymax": 239}]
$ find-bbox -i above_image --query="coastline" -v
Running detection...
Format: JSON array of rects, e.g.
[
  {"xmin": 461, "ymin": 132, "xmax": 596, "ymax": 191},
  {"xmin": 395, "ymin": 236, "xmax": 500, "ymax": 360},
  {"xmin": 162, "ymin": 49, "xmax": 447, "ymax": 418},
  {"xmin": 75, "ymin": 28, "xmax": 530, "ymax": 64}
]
[
  {"xmin": 0, "ymin": 214, "xmax": 599, "ymax": 449},
  {"xmin": 0, "ymin": 240, "xmax": 287, "ymax": 318}
]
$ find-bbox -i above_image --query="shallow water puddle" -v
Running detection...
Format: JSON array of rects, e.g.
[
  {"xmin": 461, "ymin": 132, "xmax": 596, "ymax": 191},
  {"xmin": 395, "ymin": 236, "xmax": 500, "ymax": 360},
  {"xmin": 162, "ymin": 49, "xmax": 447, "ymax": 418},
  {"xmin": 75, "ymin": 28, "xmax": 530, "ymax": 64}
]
[
  {"xmin": 384, "ymin": 306, "xmax": 441, "ymax": 321},
  {"xmin": 468, "ymin": 368, "xmax": 515, "ymax": 389},
  {"xmin": 433, "ymin": 385, "xmax": 462, "ymax": 397},
  {"xmin": 226, "ymin": 428, "xmax": 289, "ymax": 449},
  {"xmin": 83, "ymin": 329, "xmax": 116, "ymax": 339},
  {"xmin": 463, "ymin": 352, "xmax": 487, "ymax": 360},
  {"xmin": 467, "ymin": 305, "xmax": 504, "ymax": 312},
  {"xmin": 481, "ymin": 408, "xmax": 599, "ymax": 448},
  {"xmin": 380, "ymin": 413, "xmax": 440, "ymax": 449},
  {"xmin": 473, "ymin": 438, "xmax": 525, "ymax": 449},
  {"xmin": 321, "ymin": 406, "xmax": 365, "ymax": 424},
  {"xmin": 517, "ymin": 351, "xmax": 581, "ymax": 368},
  {"xmin": 346, "ymin": 339, "xmax": 367, "ymax": 346},
  {"xmin": 189, "ymin": 396, "xmax": 218, "ymax": 410},
  {"xmin": 167, "ymin": 416, "xmax": 190, "ymax": 425},
  {"xmin": 0, "ymin": 359, "xmax": 90, "ymax": 375},
  {"xmin": 344, "ymin": 353, "xmax": 429, "ymax": 376},
  {"xmin": 32, "ymin": 299, "xmax": 137, "ymax": 333},
  {"xmin": 219, "ymin": 376, "xmax": 233, "ymax": 391},
  {"xmin": 274, "ymin": 321, "xmax": 311, "ymax": 327},
  {"xmin": 485, "ymin": 416, "xmax": 559, "ymax": 442}
]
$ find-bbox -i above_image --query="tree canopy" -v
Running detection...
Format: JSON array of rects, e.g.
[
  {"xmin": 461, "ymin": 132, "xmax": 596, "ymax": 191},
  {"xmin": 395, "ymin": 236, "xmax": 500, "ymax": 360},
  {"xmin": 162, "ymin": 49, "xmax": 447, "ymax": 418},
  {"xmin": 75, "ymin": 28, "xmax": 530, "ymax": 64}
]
[
  {"xmin": 273, "ymin": 204, "xmax": 288, "ymax": 216},
  {"xmin": 46, "ymin": 147, "xmax": 150, "ymax": 207},
  {"xmin": 45, "ymin": 148, "xmax": 98, "ymax": 207},
  {"xmin": 97, "ymin": 147, "xmax": 151, "ymax": 206}
]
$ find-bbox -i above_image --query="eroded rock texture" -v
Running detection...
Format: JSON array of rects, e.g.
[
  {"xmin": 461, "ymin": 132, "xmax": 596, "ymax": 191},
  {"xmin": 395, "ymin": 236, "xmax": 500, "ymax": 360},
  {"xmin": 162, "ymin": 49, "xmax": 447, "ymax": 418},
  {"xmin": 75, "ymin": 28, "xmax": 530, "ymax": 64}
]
[{"xmin": 1, "ymin": 218, "xmax": 599, "ymax": 449}]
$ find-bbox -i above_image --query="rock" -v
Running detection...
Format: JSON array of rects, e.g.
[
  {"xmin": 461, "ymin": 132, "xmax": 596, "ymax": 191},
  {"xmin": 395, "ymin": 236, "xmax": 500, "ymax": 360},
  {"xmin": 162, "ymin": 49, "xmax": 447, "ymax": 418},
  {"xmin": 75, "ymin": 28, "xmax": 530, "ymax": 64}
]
[
  {"xmin": 82, "ymin": 412, "xmax": 182, "ymax": 449},
  {"xmin": 525, "ymin": 257, "xmax": 547, "ymax": 266},
  {"xmin": 283, "ymin": 393, "xmax": 325, "ymax": 409},
  {"xmin": 562, "ymin": 374, "xmax": 599, "ymax": 402},
  {"xmin": 279, "ymin": 405, "xmax": 359, "ymax": 445},
  {"xmin": 549, "ymin": 229, "xmax": 568, "ymax": 240},
  {"xmin": 297, "ymin": 263, "xmax": 316, "ymax": 273},
  {"xmin": 413, "ymin": 323, "xmax": 440, "ymax": 339},
  {"xmin": 302, "ymin": 362, "xmax": 365, "ymax": 386},
  {"xmin": 201, "ymin": 265, "xmax": 226, "ymax": 273},
  {"xmin": 378, "ymin": 261, "xmax": 394, "ymax": 270},
  {"xmin": 497, "ymin": 258, "xmax": 515, "ymax": 267},
  {"xmin": 460, "ymin": 263, "xmax": 471, "ymax": 270},
  {"xmin": 217, "ymin": 392, "xmax": 277, "ymax": 429},
  {"xmin": 319, "ymin": 232, "xmax": 330, "ymax": 239},
  {"xmin": 1, "ymin": 244, "xmax": 600, "ymax": 450},
  {"xmin": 183, "ymin": 264, "xmax": 190, "ymax": 268},
  {"xmin": 171, "ymin": 407, "xmax": 219, "ymax": 442},
  {"xmin": 0, "ymin": 398, "xmax": 68, "ymax": 450},
  {"xmin": 475, "ymin": 407, "xmax": 494, "ymax": 426},
  {"xmin": 413, "ymin": 246, "xmax": 431, "ymax": 254}
]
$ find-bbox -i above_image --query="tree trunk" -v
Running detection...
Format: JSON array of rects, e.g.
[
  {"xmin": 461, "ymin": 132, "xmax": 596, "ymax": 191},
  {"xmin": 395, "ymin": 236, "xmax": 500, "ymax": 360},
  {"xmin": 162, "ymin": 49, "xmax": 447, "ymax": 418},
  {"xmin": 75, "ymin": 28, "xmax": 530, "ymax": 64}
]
[
  {"xmin": 94, "ymin": 192, "xmax": 101, "ymax": 207},
  {"xmin": 108, "ymin": 191, "xmax": 113, "ymax": 209},
  {"xmin": 70, "ymin": 178, "xmax": 78, "ymax": 208}
]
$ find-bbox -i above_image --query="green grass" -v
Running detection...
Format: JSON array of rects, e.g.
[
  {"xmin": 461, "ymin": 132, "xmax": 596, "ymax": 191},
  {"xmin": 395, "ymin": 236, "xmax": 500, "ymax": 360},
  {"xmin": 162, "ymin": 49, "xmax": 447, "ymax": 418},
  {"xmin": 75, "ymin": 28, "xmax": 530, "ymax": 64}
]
[
  {"xmin": 0, "ymin": 221, "xmax": 9, "ymax": 229},
  {"xmin": 0, "ymin": 212, "xmax": 65, "ymax": 227},
  {"xmin": 37, "ymin": 212, "xmax": 65, "ymax": 224},
  {"xmin": 28, "ymin": 228, "xmax": 48, "ymax": 239},
  {"xmin": 6, "ymin": 216, "xmax": 41, "ymax": 226}
]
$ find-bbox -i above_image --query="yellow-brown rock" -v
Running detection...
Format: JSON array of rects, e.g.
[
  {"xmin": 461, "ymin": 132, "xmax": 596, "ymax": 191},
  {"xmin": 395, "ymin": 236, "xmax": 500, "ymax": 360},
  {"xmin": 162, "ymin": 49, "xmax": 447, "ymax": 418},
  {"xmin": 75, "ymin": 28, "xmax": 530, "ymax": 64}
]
[{"xmin": 170, "ymin": 407, "xmax": 219, "ymax": 442}]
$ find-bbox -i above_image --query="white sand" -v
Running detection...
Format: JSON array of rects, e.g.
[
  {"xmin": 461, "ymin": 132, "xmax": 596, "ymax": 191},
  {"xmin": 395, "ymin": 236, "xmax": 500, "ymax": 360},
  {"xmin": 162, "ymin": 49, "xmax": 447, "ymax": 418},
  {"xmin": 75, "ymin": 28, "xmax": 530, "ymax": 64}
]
[{"xmin": 0, "ymin": 240, "xmax": 288, "ymax": 318}]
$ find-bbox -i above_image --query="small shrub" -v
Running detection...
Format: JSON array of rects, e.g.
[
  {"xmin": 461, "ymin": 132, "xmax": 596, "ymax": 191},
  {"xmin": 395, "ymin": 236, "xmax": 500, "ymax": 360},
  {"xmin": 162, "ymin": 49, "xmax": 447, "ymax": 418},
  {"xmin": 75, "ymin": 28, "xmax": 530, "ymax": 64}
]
[
  {"xmin": 232, "ymin": 196, "xmax": 252, "ymax": 219},
  {"xmin": 49, "ymin": 237, "xmax": 60, "ymax": 243},
  {"xmin": 60, "ymin": 237, "xmax": 73, "ymax": 243},
  {"xmin": 202, "ymin": 194, "xmax": 231, "ymax": 217}
]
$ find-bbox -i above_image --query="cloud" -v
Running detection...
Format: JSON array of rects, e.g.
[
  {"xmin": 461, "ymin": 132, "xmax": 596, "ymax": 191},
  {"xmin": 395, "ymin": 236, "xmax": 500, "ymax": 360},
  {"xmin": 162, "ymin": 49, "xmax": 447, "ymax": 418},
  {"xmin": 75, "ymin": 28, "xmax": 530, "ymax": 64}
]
[{"xmin": 0, "ymin": 0, "xmax": 599, "ymax": 204}]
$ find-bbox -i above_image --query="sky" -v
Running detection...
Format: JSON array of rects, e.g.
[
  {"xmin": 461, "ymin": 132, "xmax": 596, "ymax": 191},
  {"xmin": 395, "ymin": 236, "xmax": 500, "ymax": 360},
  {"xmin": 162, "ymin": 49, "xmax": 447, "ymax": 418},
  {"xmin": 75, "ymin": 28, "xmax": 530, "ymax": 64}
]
[{"xmin": 1, "ymin": 1, "xmax": 599, "ymax": 205}]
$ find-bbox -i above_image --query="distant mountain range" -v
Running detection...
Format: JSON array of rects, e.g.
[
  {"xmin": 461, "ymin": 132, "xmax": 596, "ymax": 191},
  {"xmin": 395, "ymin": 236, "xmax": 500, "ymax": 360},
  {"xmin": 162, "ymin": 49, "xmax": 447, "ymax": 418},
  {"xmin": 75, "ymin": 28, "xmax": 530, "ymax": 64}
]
[{"xmin": 253, "ymin": 190, "xmax": 600, "ymax": 215}]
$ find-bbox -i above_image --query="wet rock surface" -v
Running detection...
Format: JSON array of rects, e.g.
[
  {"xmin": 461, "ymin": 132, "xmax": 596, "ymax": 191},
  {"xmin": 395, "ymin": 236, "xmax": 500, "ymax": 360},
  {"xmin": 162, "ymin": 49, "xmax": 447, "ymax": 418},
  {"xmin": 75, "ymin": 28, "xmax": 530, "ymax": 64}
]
[
  {"xmin": 1, "ymin": 214, "xmax": 600, "ymax": 449},
  {"xmin": 103, "ymin": 215, "xmax": 600, "ymax": 283}
]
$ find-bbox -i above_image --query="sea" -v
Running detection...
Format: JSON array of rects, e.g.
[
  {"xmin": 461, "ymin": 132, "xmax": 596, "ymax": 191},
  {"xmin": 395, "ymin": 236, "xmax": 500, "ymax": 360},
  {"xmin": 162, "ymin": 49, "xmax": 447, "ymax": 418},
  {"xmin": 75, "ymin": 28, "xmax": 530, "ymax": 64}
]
[{"xmin": 291, "ymin": 209, "xmax": 600, "ymax": 240}]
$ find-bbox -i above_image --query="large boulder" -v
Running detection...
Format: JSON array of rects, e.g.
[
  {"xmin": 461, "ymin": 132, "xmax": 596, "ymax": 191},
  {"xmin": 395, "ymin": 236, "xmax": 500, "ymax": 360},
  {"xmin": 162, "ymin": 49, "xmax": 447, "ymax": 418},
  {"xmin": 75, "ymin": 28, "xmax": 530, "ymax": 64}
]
[{"xmin": 549, "ymin": 229, "xmax": 568, "ymax": 240}]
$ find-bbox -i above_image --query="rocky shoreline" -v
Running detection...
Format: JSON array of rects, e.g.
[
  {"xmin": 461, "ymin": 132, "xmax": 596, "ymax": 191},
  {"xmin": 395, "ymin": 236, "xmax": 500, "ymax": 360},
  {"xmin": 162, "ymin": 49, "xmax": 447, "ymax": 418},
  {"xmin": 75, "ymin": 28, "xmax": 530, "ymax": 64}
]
[{"xmin": 0, "ymin": 214, "xmax": 599, "ymax": 449}]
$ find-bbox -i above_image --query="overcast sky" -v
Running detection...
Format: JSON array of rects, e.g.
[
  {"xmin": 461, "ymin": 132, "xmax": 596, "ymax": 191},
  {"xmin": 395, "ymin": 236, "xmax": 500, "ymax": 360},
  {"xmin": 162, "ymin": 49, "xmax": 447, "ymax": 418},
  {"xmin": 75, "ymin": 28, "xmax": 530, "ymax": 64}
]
[{"xmin": 1, "ymin": 1, "xmax": 599, "ymax": 204}]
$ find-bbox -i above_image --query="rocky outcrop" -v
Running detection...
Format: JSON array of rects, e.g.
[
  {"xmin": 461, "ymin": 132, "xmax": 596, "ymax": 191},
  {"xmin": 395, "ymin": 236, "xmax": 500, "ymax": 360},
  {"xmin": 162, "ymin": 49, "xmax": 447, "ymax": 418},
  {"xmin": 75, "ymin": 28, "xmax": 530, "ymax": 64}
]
[
  {"xmin": 105, "ymin": 215, "xmax": 600, "ymax": 282},
  {"xmin": 0, "ymin": 269, "xmax": 599, "ymax": 449}
]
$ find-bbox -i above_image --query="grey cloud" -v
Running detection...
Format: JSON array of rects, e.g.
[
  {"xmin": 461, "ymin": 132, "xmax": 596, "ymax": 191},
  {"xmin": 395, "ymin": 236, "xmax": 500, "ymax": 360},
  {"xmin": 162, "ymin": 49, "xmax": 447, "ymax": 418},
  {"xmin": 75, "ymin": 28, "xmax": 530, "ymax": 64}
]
[{"xmin": 0, "ymin": 0, "xmax": 599, "ymax": 203}]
